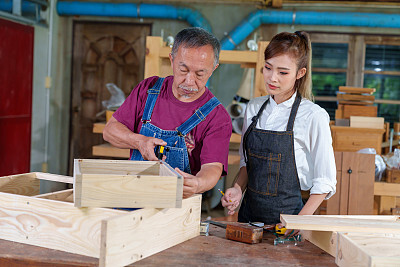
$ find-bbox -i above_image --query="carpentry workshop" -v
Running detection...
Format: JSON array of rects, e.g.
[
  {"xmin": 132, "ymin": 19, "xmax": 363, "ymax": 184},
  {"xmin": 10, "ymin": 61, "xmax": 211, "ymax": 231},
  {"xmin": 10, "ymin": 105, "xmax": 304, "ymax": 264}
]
[{"xmin": 2, "ymin": 0, "xmax": 400, "ymax": 266}]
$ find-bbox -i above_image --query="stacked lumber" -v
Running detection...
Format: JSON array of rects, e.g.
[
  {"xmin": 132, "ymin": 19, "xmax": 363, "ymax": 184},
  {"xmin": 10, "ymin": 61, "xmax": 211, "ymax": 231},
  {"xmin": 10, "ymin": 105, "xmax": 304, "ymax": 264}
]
[
  {"xmin": 335, "ymin": 86, "xmax": 377, "ymax": 121},
  {"xmin": 281, "ymin": 214, "xmax": 400, "ymax": 266}
]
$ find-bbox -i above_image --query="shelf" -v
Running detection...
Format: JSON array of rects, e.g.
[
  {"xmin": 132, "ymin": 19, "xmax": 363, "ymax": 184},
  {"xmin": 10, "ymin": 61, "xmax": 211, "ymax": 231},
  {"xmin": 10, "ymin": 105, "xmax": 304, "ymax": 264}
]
[
  {"xmin": 374, "ymin": 182, "xmax": 400, "ymax": 197},
  {"xmin": 92, "ymin": 143, "xmax": 129, "ymax": 158},
  {"xmin": 93, "ymin": 122, "xmax": 105, "ymax": 134}
]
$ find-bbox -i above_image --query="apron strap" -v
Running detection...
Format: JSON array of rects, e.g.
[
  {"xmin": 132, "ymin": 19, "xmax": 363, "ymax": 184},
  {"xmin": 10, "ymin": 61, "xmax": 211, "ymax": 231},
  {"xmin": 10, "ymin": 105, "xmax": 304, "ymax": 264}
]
[
  {"xmin": 286, "ymin": 94, "xmax": 302, "ymax": 131},
  {"xmin": 141, "ymin": 77, "xmax": 165, "ymax": 122},
  {"xmin": 176, "ymin": 97, "xmax": 221, "ymax": 136},
  {"xmin": 243, "ymin": 96, "xmax": 270, "ymax": 163}
]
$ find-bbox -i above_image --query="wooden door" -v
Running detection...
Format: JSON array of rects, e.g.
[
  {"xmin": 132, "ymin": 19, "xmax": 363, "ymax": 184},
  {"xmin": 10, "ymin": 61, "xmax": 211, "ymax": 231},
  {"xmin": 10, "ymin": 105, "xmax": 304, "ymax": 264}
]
[
  {"xmin": 326, "ymin": 152, "xmax": 375, "ymax": 215},
  {"xmin": 345, "ymin": 152, "xmax": 375, "ymax": 214},
  {"xmin": 70, "ymin": 22, "xmax": 151, "ymax": 170},
  {"xmin": 0, "ymin": 18, "xmax": 34, "ymax": 176}
]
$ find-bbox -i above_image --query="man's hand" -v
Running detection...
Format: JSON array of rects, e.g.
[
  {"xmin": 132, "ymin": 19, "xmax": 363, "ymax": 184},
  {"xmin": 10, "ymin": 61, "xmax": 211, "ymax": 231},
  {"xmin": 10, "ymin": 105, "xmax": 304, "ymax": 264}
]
[
  {"xmin": 137, "ymin": 136, "xmax": 166, "ymax": 161},
  {"xmin": 103, "ymin": 117, "xmax": 166, "ymax": 160},
  {"xmin": 175, "ymin": 168, "xmax": 199, "ymax": 198}
]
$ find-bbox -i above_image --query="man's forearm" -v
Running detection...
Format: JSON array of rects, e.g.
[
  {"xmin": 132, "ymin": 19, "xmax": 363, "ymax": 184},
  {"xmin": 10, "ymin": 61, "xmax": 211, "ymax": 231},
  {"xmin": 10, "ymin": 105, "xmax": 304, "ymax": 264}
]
[
  {"xmin": 195, "ymin": 163, "xmax": 223, "ymax": 193},
  {"xmin": 103, "ymin": 117, "xmax": 143, "ymax": 149}
]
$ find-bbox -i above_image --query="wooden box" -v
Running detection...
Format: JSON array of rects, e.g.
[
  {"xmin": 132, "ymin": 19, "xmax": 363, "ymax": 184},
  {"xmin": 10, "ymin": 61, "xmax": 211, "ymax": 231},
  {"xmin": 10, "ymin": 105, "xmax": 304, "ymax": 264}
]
[
  {"xmin": 74, "ymin": 159, "xmax": 183, "ymax": 208},
  {"xmin": 386, "ymin": 168, "xmax": 400, "ymax": 183},
  {"xmin": 0, "ymin": 172, "xmax": 200, "ymax": 267},
  {"xmin": 330, "ymin": 125, "xmax": 385, "ymax": 154}
]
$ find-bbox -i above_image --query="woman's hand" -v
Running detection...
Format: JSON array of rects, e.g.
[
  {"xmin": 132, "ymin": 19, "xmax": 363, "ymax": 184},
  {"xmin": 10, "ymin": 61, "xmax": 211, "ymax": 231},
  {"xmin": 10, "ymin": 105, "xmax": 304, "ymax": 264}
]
[
  {"xmin": 221, "ymin": 184, "xmax": 242, "ymax": 215},
  {"xmin": 276, "ymin": 223, "xmax": 300, "ymax": 237}
]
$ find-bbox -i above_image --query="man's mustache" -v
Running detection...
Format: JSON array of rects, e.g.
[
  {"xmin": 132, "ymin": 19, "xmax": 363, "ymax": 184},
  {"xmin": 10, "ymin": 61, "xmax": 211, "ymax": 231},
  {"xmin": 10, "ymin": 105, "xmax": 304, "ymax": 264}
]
[{"xmin": 179, "ymin": 85, "xmax": 198, "ymax": 92}]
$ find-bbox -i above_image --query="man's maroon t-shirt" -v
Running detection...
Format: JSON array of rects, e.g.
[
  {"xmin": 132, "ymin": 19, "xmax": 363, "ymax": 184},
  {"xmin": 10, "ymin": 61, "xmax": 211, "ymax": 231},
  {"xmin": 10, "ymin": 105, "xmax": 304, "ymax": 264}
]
[{"xmin": 113, "ymin": 76, "xmax": 232, "ymax": 176}]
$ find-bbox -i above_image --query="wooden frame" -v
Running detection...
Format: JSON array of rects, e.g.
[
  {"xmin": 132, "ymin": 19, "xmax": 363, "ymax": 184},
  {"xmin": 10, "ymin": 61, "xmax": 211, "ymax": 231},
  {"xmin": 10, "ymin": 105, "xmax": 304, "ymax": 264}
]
[
  {"xmin": 144, "ymin": 36, "xmax": 269, "ymax": 98},
  {"xmin": 336, "ymin": 232, "xmax": 400, "ymax": 266},
  {"xmin": 281, "ymin": 215, "xmax": 400, "ymax": 266},
  {"xmin": 0, "ymin": 172, "xmax": 201, "ymax": 266},
  {"xmin": 73, "ymin": 159, "xmax": 183, "ymax": 208}
]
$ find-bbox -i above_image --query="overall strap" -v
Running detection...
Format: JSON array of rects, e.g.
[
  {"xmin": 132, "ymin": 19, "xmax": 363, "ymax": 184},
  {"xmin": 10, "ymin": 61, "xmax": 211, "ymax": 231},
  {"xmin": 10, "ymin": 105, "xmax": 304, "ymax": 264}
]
[
  {"xmin": 141, "ymin": 77, "xmax": 165, "ymax": 122},
  {"xmin": 176, "ymin": 97, "xmax": 221, "ymax": 136},
  {"xmin": 286, "ymin": 94, "xmax": 302, "ymax": 131},
  {"xmin": 243, "ymin": 97, "xmax": 270, "ymax": 163}
]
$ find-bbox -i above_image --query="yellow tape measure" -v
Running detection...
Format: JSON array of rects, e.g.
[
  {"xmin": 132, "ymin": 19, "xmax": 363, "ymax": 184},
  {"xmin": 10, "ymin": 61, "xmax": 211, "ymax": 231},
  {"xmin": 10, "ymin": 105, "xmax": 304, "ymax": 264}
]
[{"xmin": 275, "ymin": 225, "xmax": 287, "ymax": 235}]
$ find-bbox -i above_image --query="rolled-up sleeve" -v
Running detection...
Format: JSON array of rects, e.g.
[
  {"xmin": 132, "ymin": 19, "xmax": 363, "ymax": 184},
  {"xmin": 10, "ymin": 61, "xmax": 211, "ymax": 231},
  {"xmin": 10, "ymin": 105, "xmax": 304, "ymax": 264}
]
[{"xmin": 306, "ymin": 110, "xmax": 337, "ymax": 199}]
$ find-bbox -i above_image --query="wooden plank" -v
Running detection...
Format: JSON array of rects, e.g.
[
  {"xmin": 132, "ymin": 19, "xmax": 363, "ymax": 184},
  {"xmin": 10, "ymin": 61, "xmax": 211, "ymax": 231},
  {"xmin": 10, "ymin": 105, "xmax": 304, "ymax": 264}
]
[
  {"xmin": 92, "ymin": 143, "xmax": 129, "ymax": 158},
  {"xmin": 93, "ymin": 122, "xmax": 105, "ymax": 134},
  {"xmin": 75, "ymin": 174, "xmax": 181, "ymax": 208},
  {"xmin": 144, "ymin": 36, "xmax": 162, "ymax": 79},
  {"xmin": 306, "ymin": 215, "xmax": 398, "ymax": 220},
  {"xmin": 342, "ymin": 105, "xmax": 377, "ymax": 119},
  {"xmin": 339, "ymin": 86, "xmax": 376, "ymax": 94},
  {"xmin": 337, "ymin": 93, "xmax": 375, "ymax": 102},
  {"xmin": 99, "ymin": 194, "xmax": 202, "ymax": 267},
  {"xmin": 281, "ymin": 215, "xmax": 400, "ymax": 234},
  {"xmin": 336, "ymin": 232, "xmax": 400, "ymax": 267},
  {"xmin": 0, "ymin": 192, "xmax": 125, "ymax": 258},
  {"xmin": 158, "ymin": 43, "xmax": 258, "ymax": 64},
  {"xmin": 33, "ymin": 189, "xmax": 74, "ymax": 203},
  {"xmin": 74, "ymin": 159, "xmax": 182, "ymax": 208},
  {"xmin": 78, "ymin": 159, "xmax": 159, "ymax": 176},
  {"xmin": 302, "ymin": 230, "xmax": 337, "ymax": 256},
  {"xmin": 254, "ymin": 41, "xmax": 269, "ymax": 98},
  {"xmin": 34, "ymin": 172, "xmax": 73, "ymax": 184},
  {"xmin": 159, "ymin": 162, "xmax": 183, "ymax": 208},
  {"xmin": 374, "ymin": 182, "xmax": 400, "ymax": 197},
  {"xmin": 0, "ymin": 173, "xmax": 40, "ymax": 196},
  {"xmin": 350, "ymin": 116, "xmax": 384, "ymax": 129},
  {"xmin": 240, "ymin": 62, "xmax": 256, "ymax": 68},
  {"xmin": 219, "ymin": 50, "xmax": 257, "ymax": 64},
  {"xmin": 338, "ymin": 100, "xmax": 374, "ymax": 106}
]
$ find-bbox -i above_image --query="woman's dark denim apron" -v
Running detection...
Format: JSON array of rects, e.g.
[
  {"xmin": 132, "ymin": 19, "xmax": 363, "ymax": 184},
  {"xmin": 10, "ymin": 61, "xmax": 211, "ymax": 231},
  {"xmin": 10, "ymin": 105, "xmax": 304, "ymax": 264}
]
[
  {"xmin": 238, "ymin": 94, "xmax": 303, "ymax": 224},
  {"xmin": 130, "ymin": 77, "xmax": 221, "ymax": 174}
]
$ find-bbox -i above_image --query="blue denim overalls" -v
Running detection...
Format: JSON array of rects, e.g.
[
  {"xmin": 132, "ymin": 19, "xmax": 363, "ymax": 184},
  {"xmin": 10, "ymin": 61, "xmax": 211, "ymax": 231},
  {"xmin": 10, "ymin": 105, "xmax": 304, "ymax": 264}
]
[
  {"xmin": 130, "ymin": 77, "xmax": 221, "ymax": 174},
  {"xmin": 238, "ymin": 94, "xmax": 303, "ymax": 224}
]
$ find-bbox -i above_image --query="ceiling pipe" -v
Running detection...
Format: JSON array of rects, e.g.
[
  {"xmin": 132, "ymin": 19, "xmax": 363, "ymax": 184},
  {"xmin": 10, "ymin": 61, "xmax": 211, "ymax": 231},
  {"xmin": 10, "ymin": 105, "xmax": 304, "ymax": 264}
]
[
  {"xmin": 221, "ymin": 10, "xmax": 400, "ymax": 50},
  {"xmin": 0, "ymin": 0, "xmax": 38, "ymax": 14},
  {"xmin": 56, "ymin": 1, "xmax": 212, "ymax": 32}
]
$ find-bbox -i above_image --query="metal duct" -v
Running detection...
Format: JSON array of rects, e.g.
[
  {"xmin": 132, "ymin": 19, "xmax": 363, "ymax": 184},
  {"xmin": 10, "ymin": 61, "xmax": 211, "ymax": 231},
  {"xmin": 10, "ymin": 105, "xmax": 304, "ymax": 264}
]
[
  {"xmin": 221, "ymin": 10, "xmax": 400, "ymax": 50},
  {"xmin": 56, "ymin": 1, "xmax": 212, "ymax": 32}
]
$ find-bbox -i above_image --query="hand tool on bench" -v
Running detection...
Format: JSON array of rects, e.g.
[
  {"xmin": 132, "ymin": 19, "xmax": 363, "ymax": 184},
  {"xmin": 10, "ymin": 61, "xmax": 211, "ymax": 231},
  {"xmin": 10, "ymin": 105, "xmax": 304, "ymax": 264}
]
[
  {"xmin": 273, "ymin": 225, "xmax": 302, "ymax": 246},
  {"xmin": 204, "ymin": 220, "xmax": 263, "ymax": 244},
  {"xmin": 249, "ymin": 222, "xmax": 302, "ymax": 246}
]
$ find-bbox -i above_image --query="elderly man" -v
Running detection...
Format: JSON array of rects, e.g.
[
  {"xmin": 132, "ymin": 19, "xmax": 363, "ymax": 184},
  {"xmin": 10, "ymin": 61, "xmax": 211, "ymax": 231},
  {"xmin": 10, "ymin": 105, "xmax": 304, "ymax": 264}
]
[{"xmin": 103, "ymin": 27, "xmax": 232, "ymax": 198}]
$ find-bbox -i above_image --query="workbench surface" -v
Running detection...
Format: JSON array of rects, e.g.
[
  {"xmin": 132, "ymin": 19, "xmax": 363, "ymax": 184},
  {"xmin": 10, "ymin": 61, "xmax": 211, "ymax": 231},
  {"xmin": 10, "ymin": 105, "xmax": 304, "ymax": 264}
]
[{"xmin": 0, "ymin": 224, "xmax": 335, "ymax": 266}]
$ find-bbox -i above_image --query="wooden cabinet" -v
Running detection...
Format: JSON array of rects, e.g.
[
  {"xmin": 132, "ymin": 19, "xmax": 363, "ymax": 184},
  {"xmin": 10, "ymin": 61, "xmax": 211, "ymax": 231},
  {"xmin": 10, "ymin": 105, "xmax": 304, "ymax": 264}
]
[
  {"xmin": 325, "ymin": 151, "xmax": 375, "ymax": 215},
  {"xmin": 330, "ymin": 126, "xmax": 385, "ymax": 154}
]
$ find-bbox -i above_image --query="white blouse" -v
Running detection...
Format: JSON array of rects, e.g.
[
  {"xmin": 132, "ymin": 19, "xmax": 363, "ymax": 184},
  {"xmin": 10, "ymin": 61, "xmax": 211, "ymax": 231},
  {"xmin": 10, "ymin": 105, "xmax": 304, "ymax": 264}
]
[{"xmin": 239, "ymin": 92, "xmax": 337, "ymax": 199}]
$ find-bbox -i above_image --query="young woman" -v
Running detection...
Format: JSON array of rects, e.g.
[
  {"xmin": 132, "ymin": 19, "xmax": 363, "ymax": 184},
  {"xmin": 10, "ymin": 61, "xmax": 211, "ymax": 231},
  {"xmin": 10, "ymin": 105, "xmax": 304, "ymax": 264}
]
[{"xmin": 221, "ymin": 31, "xmax": 336, "ymax": 235}]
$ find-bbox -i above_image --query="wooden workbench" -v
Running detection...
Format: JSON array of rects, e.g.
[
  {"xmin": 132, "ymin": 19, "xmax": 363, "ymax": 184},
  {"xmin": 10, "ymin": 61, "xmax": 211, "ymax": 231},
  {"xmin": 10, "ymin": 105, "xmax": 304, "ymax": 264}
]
[{"xmin": 0, "ymin": 224, "xmax": 335, "ymax": 266}]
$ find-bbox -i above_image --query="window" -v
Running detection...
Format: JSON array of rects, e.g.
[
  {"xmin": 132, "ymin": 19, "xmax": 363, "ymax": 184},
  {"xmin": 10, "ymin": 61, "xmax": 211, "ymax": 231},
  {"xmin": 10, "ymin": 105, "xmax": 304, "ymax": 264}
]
[
  {"xmin": 364, "ymin": 44, "xmax": 400, "ymax": 124},
  {"xmin": 309, "ymin": 33, "xmax": 400, "ymax": 124},
  {"xmin": 311, "ymin": 41, "xmax": 348, "ymax": 119}
]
